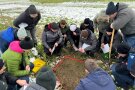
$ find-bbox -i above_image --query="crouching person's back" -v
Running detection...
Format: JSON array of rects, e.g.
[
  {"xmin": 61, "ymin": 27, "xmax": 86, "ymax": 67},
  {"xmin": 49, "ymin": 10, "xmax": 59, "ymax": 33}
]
[
  {"xmin": 20, "ymin": 66, "xmax": 56, "ymax": 90},
  {"xmin": 75, "ymin": 59, "xmax": 116, "ymax": 90}
]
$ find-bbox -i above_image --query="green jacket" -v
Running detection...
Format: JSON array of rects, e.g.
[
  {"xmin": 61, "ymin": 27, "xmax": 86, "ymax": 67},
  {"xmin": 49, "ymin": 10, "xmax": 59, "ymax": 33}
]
[{"xmin": 2, "ymin": 41, "xmax": 30, "ymax": 77}]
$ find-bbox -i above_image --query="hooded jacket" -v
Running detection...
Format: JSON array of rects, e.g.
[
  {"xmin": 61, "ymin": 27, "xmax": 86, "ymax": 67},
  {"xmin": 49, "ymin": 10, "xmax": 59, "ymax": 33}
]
[
  {"xmin": 42, "ymin": 24, "xmax": 63, "ymax": 49},
  {"xmin": 0, "ymin": 27, "xmax": 18, "ymax": 53},
  {"xmin": 112, "ymin": 3, "xmax": 135, "ymax": 35},
  {"xmin": 1, "ymin": 41, "xmax": 30, "ymax": 77},
  {"xmin": 13, "ymin": 5, "xmax": 41, "ymax": 30},
  {"xmin": 79, "ymin": 30, "xmax": 97, "ymax": 51},
  {"xmin": 75, "ymin": 68, "xmax": 116, "ymax": 90}
]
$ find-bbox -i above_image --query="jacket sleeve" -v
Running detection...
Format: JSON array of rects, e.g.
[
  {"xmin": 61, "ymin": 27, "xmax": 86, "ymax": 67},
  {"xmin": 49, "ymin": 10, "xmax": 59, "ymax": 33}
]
[
  {"xmin": 112, "ymin": 11, "xmax": 132, "ymax": 30},
  {"xmin": 67, "ymin": 32, "xmax": 75, "ymax": 45},
  {"xmin": 13, "ymin": 13, "xmax": 25, "ymax": 28},
  {"xmin": 79, "ymin": 38, "xmax": 83, "ymax": 48},
  {"xmin": 76, "ymin": 28, "xmax": 81, "ymax": 36},
  {"xmin": 101, "ymin": 32, "xmax": 106, "ymax": 44},
  {"xmin": 85, "ymin": 34, "xmax": 97, "ymax": 51},
  {"xmin": 42, "ymin": 31, "xmax": 50, "ymax": 49},
  {"xmin": 57, "ymin": 30, "xmax": 63, "ymax": 44},
  {"xmin": 23, "ymin": 52, "xmax": 30, "ymax": 65},
  {"xmin": 34, "ymin": 12, "xmax": 41, "ymax": 26},
  {"xmin": 4, "ymin": 72, "xmax": 18, "ymax": 84}
]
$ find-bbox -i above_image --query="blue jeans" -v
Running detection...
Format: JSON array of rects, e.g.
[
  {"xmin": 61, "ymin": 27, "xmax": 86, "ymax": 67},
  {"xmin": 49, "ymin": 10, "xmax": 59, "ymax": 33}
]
[
  {"xmin": 111, "ymin": 64, "xmax": 134, "ymax": 88},
  {"xmin": 125, "ymin": 36, "xmax": 135, "ymax": 48}
]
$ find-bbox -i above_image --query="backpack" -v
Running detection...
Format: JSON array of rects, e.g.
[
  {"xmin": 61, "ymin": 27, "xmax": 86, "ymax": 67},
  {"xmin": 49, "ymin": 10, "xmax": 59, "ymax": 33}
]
[{"xmin": 127, "ymin": 53, "xmax": 135, "ymax": 72}]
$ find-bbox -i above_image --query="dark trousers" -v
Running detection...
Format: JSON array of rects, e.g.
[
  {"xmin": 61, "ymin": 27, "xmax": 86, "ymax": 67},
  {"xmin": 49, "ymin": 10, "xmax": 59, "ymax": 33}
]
[
  {"xmin": 44, "ymin": 42, "xmax": 62, "ymax": 55},
  {"xmin": 97, "ymin": 32, "xmax": 103, "ymax": 50}
]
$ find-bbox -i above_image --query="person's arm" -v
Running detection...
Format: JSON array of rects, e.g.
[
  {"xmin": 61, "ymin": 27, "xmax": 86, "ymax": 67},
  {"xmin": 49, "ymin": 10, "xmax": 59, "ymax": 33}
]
[
  {"xmin": 5, "ymin": 72, "xmax": 27, "ymax": 86},
  {"xmin": 57, "ymin": 30, "xmax": 63, "ymax": 44},
  {"xmin": 23, "ymin": 52, "xmax": 30, "ymax": 66},
  {"xmin": 34, "ymin": 12, "xmax": 41, "ymax": 26},
  {"xmin": 85, "ymin": 33, "xmax": 97, "ymax": 51},
  {"xmin": 112, "ymin": 12, "xmax": 132, "ymax": 30},
  {"xmin": 67, "ymin": 31, "xmax": 75, "ymax": 45},
  {"xmin": 42, "ymin": 31, "xmax": 50, "ymax": 49},
  {"xmin": 13, "ymin": 12, "xmax": 25, "ymax": 28}
]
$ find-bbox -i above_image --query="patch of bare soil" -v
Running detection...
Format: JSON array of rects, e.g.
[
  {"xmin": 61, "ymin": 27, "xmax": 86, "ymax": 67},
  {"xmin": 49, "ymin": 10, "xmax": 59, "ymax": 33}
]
[{"xmin": 55, "ymin": 58, "xmax": 86, "ymax": 90}]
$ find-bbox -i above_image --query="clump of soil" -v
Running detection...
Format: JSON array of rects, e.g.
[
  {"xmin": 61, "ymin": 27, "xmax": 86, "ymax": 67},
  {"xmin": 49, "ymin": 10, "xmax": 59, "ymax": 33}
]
[{"xmin": 55, "ymin": 59, "xmax": 86, "ymax": 90}]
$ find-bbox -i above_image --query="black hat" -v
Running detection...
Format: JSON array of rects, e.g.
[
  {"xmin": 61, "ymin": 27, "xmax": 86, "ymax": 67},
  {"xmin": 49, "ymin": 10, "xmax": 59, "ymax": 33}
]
[
  {"xmin": 84, "ymin": 18, "xmax": 90, "ymax": 24},
  {"xmin": 36, "ymin": 66, "xmax": 56, "ymax": 90},
  {"xmin": 0, "ymin": 59, "xmax": 4, "ymax": 69},
  {"xmin": 106, "ymin": 25, "xmax": 113, "ymax": 32},
  {"xmin": 106, "ymin": 1, "xmax": 117, "ymax": 15},
  {"xmin": 20, "ymin": 36, "xmax": 34, "ymax": 50},
  {"xmin": 51, "ymin": 22, "xmax": 59, "ymax": 30},
  {"xmin": 117, "ymin": 43, "xmax": 131, "ymax": 54},
  {"xmin": 29, "ymin": 5, "xmax": 38, "ymax": 14}
]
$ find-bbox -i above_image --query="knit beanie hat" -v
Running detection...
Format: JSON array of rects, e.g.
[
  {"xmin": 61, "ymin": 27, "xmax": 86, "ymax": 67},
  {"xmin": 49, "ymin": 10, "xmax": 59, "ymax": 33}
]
[
  {"xmin": 29, "ymin": 5, "xmax": 38, "ymax": 14},
  {"xmin": 17, "ymin": 27, "xmax": 27, "ymax": 40},
  {"xmin": 36, "ymin": 66, "xmax": 56, "ymax": 90},
  {"xmin": 81, "ymin": 30, "xmax": 89, "ymax": 39},
  {"xmin": 85, "ymin": 59, "xmax": 98, "ymax": 73},
  {"xmin": 51, "ymin": 22, "xmax": 59, "ymax": 30},
  {"xmin": 106, "ymin": 1, "xmax": 117, "ymax": 15},
  {"xmin": 20, "ymin": 36, "xmax": 34, "ymax": 50},
  {"xmin": 106, "ymin": 25, "xmax": 113, "ymax": 32},
  {"xmin": 117, "ymin": 43, "xmax": 131, "ymax": 54},
  {"xmin": 70, "ymin": 24, "xmax": 77, "ymax": 31},
  {"xmin": 84, "ymin": 18, "xmax": 90, "ymax": 25},
  {"xmin": 60, "ymin": 20, "xmax": 67, "ymax": 25},
  {"xmin": 0, "ymin": 81, "xmax": 8, "ymax": 90},
  {"xmin": 0, "ymin": 59, "xmax": 4, "ymax": 69}
]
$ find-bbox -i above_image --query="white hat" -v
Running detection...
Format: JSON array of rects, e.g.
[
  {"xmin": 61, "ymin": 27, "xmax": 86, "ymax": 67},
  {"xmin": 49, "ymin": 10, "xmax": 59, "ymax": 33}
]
[
  {"xmin": 17, "ymin": 27, "xmax": 27, "ymax": 40},
  {"xmin": 70, "ymin": 24, "xmax": 77, "ymax": 31}
]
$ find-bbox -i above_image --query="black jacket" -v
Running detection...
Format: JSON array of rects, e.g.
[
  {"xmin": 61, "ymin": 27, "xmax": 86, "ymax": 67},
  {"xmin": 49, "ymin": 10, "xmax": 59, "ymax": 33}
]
[{"xmin": 13, "ymin": 6, "xmax": 41, "ymax": 30}]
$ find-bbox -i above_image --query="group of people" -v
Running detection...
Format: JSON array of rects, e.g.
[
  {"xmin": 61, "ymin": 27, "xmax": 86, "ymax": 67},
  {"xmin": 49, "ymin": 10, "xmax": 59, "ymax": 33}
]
[{"xmin": 0, "ymin": 1, "xmax": 134, "ymax": 90}]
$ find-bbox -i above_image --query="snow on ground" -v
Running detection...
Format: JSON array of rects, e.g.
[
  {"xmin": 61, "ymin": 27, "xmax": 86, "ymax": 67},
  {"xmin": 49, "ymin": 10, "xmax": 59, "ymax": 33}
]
[{"xmin": 0, "ymin": 1, "xmax": 135, "ymax": 24}]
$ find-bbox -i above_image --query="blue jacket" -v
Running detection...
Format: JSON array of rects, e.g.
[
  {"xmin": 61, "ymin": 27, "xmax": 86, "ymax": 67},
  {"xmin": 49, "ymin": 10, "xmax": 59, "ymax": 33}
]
[
  {"xmin": 0, "ymin": 27, "xmax": 15, "ymax": 43},
  {"xmin": 0, "ymin": 27, "xmax": 17, "ymax": 53},
  {"xmin": 75, "ymin": 68, "xmax": 116, "ymax": 90}
]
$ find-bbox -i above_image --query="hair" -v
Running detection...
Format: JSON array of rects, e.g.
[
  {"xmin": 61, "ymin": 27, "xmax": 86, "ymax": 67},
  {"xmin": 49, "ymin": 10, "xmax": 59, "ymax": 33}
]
[{"xmin": 85, "ymin": 59, "xmax": 98, "ymax": 73}]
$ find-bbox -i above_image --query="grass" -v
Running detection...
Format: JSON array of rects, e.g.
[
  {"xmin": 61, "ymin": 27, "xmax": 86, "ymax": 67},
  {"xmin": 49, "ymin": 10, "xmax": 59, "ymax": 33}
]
[{"xmin": 31, "ymin": 0, "xmax": 135, "ymax": 3}]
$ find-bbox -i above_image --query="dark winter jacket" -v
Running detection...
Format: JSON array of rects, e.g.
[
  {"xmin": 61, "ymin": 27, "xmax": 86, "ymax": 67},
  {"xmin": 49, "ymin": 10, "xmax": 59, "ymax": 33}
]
[
  {"xmin": 13, "ymin": 6, "xmax": 41, "ymax": 30},
  {"xmin": 68, "ymin": 27, "xmax": 80, "ymax": 45},
  {"xmin": 79, "ymin": 30, "xmax": 97, "ymax": 51},
  {"xmin": 112, "ymin": 3, "xmax": 135, "ymax": 36},
  {"xmin": 59, "ymin": 23, "xmax": 70, "ymax": 35},
  {"xmin": 0, "ymin": 72, "xmax": 18, "ymax": 85},
  {"xmin": 42, "ymin": 24, "xmax": 63, "ymax": 49},
  {"xmin": 0, "ymin": 27, "xmax": 18, "ymax": 53},
  {"xmin": 75, "ymin": 68, "xmax": 116, "ymax": 90}
]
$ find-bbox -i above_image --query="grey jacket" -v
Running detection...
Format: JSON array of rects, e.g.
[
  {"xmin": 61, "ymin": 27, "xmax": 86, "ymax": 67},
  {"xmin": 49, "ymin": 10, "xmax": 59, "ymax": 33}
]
[
  {"xmin": 79, "ymin": 30, "xmax": 97, "ymax": 51},
  {"xmin": 42, "ymin": 29, "xmax": 63, "ymax": 49},
  {"xmin": 93, "ymin": 10, "xmax": 111, "ymax": 33},
  {"xmin": 112, "ymin": 3, "xmax": 135, "ymax": 35},
  {"xmin": 20, "ymin": 83, "xmax": 47, "ymax": 90}
]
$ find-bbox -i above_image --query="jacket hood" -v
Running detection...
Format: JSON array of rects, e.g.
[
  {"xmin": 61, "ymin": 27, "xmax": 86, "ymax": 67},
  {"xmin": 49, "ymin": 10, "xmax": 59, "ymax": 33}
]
[
  {"xmin": 88, "ymin": 68, "xmax": 111, "ymax": 86},
  {"xmin": 118, "ymin": 3, "xmax": 128, "ymax": 11},
  {"xmin": 9, "ymin": 41, "xmax": 24, "ymax": 53}
]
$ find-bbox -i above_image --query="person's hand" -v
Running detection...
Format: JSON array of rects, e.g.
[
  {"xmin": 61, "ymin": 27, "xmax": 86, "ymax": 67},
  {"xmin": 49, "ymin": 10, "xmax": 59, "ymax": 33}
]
[
  {"xmin": 0, "ymin": 66, "xmax": 6, "ymax": 74},
  {"xmin": 16, "ymin": 80, "xmax": 28, "ymax": 86},
  {"xmin": 25, "ymin": 65, "xmax": 30, "ymax": 71},
  {"xmin": 79, "ymin": 48, "xmax": 82, "ymax": 52},
  {"xmin": 110, "ymin": 23, "xmax": 113, "ymax": 29},
  {"xmin": 63, "ymin": 34, "xmax": 67, "ymax": 38},
  {"xmin": 73, "ymin": 45, "xmax": 78, "ymax": 51},
  {"xmin": 81, "ymin": 49, "xmax": 85, "ymax": 53},
  {"xmin": 54, "ymin": 43, "xmax": 58, "ymax": 47},
  {"xmin": 49, "ymin": 48, "xmax": 52, "ymax": 53},
  {"xmin": 101, "ymin": 43, "xmax": 104, "ymax": 48},
  {"xmin": 73, "ymin": 32, "xmax": 77, "ymax": 36}
]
